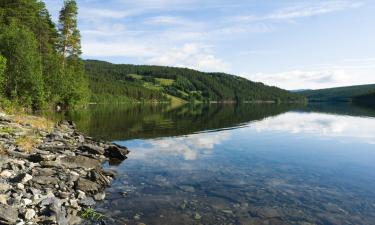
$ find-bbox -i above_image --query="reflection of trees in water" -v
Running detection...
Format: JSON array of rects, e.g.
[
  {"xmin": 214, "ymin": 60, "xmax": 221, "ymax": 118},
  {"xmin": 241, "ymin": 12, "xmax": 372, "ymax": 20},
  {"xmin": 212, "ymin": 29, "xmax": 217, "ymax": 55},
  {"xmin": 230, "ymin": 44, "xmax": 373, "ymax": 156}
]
[
  {"xmin": 66, "ymin": 103, "xmax": 301, "ymax": 141},
  {"xmin": 43, "ymin": 102, "xmax": 375, "ymax": 141},
  {"xmin": 301, "ymin": 102, "xmax": 375, "ymax": 118}
]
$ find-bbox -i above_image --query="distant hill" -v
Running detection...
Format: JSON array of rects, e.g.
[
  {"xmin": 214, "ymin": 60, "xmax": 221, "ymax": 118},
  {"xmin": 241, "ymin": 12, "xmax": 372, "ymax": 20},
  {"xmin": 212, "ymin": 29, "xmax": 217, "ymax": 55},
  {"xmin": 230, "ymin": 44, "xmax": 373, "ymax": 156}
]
[
  {"xmin": 85, "ymin": 60, "xmax": 305, "ymax": 103},
  {"xmin": 299, "ymin": 84, "xmax": 375, "ymax": 102}
]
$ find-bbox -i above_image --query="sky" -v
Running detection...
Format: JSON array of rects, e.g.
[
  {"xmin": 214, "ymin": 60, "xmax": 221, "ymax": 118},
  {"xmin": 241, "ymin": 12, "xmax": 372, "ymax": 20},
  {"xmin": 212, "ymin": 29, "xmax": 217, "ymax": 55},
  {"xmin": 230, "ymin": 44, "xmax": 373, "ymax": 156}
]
[{"xmin": 44, "ymin": 0, "xmax": 375, "ymax": 90}]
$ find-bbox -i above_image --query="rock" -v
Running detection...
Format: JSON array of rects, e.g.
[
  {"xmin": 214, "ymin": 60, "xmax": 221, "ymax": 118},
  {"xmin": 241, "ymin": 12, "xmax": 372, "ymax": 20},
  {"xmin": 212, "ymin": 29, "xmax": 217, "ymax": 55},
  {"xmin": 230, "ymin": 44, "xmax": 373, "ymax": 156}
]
[
  {"xmin": 78, "ymin": 144, "xmax": 105, "ymax": 155},
  {"xmin": 93, "ymin": 192, "xmax": 105, "ymax": 201},
  {"xmin": 24, "ymin": 209, "xmax": 36, "ymax": 220},
  {"xmin": 16, "ymin": 183, "xmax": 24, "ymax": 190},
  {"xmin": 134, "ymin": 214, "xmax": 141, "ymax": 220},
  {"xmin": 0, "ymin": 183, "xmax": 11, "ymax": 193},
  {"xmin": 75, "ymin": 178, "xmax": 100, "ymax": 194},
  {"xmin": 104, "ymin": 144, "xmax": 129, "ymax": 160},
  {"xmin": 88, "ymin": 169, "xmax": 111, "ymax": 186},
  {"xmin": 69, "ymin": 199, "xmax": 79, "ymax": 209},
  {"xmin": 11, "ymin": 173, "xmax": 32, "ymax": 184},
  {"xmin": 60, "ymin": 155, "xmax": 100, "ymax": 170},
  {"xmin": 79, "ymin": 197, "xmax": 95, "ymax": 207},
  {"xmin": 76, "ymin": 190, "xmax": 85, "ymax": 199},
  {"xmin": 32, "ymin": 176, "xmax": 59, "ymax": 186},
  {"xmin": 0, "ymin": 194, "xmax": 7, "ymax": 204},
  {"xmin": 0, "ymin": 170, "xmax": 13, "ymax": 178},
  {"xmin": 0, "ymin": 203, "xmax": 19, "ymax": 224},
  {"xmin": 32, "ymin": 168, "xmax": 55, "ymax": 177},
  {"xmin": 21, "ymin": 198, "xmax": 32, "ymax": 206}
]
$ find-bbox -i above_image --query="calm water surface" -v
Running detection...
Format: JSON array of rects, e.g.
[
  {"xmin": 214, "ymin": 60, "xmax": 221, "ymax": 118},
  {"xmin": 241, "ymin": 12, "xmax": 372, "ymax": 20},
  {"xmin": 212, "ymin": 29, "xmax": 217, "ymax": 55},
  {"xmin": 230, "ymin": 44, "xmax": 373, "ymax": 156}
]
[{"xmin": 64, "ymin": 103, "xmax": 375, "ymax": 225}]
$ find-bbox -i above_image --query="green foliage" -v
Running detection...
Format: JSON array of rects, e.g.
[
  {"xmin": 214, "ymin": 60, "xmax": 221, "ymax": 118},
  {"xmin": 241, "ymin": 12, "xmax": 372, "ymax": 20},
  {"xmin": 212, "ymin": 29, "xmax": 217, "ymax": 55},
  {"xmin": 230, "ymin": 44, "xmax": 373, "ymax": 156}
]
[
  {"xmin": 80, "ymin": 208, "xmax": 104, "ymax": 221},
  {"xmin": 85, "ymin": 60, "xmax": 305, "ymax": 103},
  {"xmin": 58, "ymin": 0, "xmax": 81, "ymax": 58},
  {"xmin": 300, "ymin": 84, "xmax": 375, "ymax": 102},
  {"xmin": 0, "ymin": 55, "xmax": 6, "ymax": 93},
  {"xmin": 0, "ymin": 0, "xmax": 89, "ymax": 110},
  {"xmin": 0, "ymin": 23, "xmax": 45, "ymax": 109}
]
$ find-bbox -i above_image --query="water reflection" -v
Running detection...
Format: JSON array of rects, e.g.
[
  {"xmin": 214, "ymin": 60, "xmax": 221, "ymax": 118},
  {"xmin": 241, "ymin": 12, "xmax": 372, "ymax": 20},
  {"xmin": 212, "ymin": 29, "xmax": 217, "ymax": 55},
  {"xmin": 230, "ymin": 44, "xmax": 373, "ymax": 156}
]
[
  {"xmin": 252, "ymin": 112, "xmax": 375, "ymax": 144},
  {"xmin": 57, "ymin": 103, "xmax": 300, "ymax": 140},
  {"xmin": 119, "ymin": 131, "xmax": 230, "ymax": 161},
  {"xmin": 83, "ymin": 104, "xmax": 375, "ymax": 225}
]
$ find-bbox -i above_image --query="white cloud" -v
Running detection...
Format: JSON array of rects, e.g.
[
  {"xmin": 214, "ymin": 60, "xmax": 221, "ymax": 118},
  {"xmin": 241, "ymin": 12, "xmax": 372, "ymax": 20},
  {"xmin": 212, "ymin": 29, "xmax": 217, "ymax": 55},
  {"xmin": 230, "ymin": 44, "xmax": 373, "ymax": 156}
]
[
  {"xmin": 234, "ymin": 1, "xmax": 364, "ymax": 22},
  {"xmin": 79, "ymin": 8, "xmax": 135, "ymax": 19},
  {"xmin": 267, "ymin": 1, "xmax": 363, "ymax": 20},
  {"xmin": 144, "ymin": 16, "xmax": 191, "ymax": 25},
  {"xmin": 244, "ymin": 58, "xmax": 375, "ymax": 89},
  {"xmin": 147, "ymin": 43, "xmax": 230, "ymax": 72}
]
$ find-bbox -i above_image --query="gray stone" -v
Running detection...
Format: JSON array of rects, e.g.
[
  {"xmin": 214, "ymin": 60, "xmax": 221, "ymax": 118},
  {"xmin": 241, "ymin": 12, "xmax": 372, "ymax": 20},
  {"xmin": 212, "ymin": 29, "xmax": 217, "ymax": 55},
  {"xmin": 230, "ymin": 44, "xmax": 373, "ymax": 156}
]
[
  {"xmin": 24, "ymin": 209, "xmax": 36, "ymax": 220},
  {"xmin": 60, "ymin": 155, "xmax": 100, "ymax": 170},
  {"xmin": 0, "ymin": 183, "xmax": 11, "ymax": 193},
  {"xmin": 79, "ymin": 197, "xmax": 95, "ymax": 207},
  {"xmin": 78, "ymin": 144, "xmax": 105, "ymax": 155},
  {"xmin": 75, "ymin": 178, "xmax": 100, "ymax": 194},
  {"xmin": 0, "ymin": 203, "xmax": 18, "ymax": 224}
]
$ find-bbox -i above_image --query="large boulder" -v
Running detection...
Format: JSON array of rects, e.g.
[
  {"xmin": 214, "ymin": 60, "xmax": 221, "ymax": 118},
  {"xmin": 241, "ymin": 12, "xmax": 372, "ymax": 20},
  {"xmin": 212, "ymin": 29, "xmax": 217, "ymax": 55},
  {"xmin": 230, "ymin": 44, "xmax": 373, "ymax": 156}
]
[
  {"xmin": 60, "ymin": 155, "xmax": 100, "ymax": 170},
  {"xmin": 78, "ymin": 144, "xmax": 105, "ymax": 155},
  {"xmin": 104, "ymin": 144, "xmax": 129, "ymax": 160}
]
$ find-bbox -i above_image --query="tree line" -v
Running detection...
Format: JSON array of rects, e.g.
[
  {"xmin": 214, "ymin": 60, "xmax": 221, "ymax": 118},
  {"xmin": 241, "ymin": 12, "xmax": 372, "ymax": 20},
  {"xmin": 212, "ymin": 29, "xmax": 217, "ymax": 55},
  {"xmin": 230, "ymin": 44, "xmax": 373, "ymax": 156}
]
[
  {"xmin": 85, "ymin": 60, "xmax": 306, "ymax": 103},
  {"xmin": 0, "ymin": 0, "xmax": 89, "ymax": 110}
]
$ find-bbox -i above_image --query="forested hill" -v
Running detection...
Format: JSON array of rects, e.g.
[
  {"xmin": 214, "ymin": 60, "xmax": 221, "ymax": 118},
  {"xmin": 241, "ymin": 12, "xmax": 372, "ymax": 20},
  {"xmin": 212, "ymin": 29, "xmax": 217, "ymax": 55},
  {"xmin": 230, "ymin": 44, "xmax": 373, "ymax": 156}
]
[
  {"xmin": 85, "ymin": 60, "xmax": 305, "ymax": 103},
  {"xmin": 299, "ymin": 84, "xmax": 375, "ymax": 102}
]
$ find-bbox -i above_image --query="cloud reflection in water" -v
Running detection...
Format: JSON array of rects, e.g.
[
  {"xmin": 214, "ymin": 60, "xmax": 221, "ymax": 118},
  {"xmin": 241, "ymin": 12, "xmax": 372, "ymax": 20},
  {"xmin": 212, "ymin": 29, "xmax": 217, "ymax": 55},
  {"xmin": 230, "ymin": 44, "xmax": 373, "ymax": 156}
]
[
  {"xmin": 252, "ymin": 112, "xmax": 375, "ymax": 144},
  {"xmin": 128, "ymin": 131, "xmax": 230, "ymax": 160}
]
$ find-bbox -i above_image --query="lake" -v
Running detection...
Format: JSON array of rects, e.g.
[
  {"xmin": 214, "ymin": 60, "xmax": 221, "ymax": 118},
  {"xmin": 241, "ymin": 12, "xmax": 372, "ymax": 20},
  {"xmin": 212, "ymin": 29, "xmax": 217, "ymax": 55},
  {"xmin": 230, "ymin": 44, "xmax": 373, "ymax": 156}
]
[{"xmin": 61, "ymin": 103, "xmax": 375, "ymax": 225}]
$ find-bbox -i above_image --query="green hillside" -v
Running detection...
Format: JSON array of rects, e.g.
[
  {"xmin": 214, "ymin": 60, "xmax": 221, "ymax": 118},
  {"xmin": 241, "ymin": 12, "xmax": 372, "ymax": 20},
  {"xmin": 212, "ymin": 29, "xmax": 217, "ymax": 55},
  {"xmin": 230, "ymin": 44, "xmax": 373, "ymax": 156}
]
[
  {"xmin": 85, "ymin": 60, "xmax": 305, "ymax": 103},
  {"xmin": 299, "ymin": 84, "xmax": 375, "ymax": 102}
]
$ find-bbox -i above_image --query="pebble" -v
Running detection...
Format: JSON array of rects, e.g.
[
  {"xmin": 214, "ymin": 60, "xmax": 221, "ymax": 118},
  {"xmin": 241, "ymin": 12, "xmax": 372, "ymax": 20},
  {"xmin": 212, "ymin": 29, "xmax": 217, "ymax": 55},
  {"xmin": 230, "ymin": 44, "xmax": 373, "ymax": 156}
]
[{"xmin": 25, "ymin": 209, "xmax": 36, "ymax": 220}]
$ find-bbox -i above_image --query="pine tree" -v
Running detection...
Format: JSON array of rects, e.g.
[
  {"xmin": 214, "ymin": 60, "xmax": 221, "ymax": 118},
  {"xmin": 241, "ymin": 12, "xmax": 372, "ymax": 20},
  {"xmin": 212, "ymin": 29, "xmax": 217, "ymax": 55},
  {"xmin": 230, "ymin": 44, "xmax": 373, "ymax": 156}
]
[
  {"xmin": 58, "ymin": 0, "xmax": 89, "ymax": 107},
  {"xmin": 58, "ymin": 0, "xmax": 81, "ymax": 59}
]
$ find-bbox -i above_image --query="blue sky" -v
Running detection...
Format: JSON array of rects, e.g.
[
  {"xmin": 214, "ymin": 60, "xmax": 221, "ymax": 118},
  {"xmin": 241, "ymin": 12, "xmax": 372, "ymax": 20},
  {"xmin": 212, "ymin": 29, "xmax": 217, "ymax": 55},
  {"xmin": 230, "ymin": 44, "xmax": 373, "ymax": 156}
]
[{"xmin": 44, "ymin": 0, "xmax": 375, "ymax": 89}]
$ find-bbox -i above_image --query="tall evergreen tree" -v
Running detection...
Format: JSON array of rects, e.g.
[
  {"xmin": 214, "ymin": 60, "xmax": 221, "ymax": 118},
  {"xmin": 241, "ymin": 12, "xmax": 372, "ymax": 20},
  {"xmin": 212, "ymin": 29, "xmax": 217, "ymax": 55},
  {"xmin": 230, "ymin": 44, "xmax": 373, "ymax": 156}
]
[
  {"xmin": 58, "ymin": 0, "xmax": 81, "ymax": 59},
  {"xmin": 58, "ymin": 0, "xmax": 89, "ymax": 107}
]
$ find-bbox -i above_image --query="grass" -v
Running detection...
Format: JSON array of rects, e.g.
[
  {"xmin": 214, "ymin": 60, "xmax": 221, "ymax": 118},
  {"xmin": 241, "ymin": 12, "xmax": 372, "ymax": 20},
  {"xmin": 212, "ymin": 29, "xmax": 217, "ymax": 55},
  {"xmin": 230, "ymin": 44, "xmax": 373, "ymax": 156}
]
[
  {"xmin": 15, "ymin": 135, "xmax": 40, "ymax": 153},
  {"xmin": 155, "ymin": 78, "xmax": 174, "ymax": 86},
  {"xmin": 127, "ymin": 74, "xmax": 143, "ymax": 80},
  {"xmin": 12, "ymin": 114, "xmax": 53, "ymax": 131},
  {"xmin": 0, "ymin": 126, "xmax": 13, "ymax": 134},
  {"xmin": 80, "ymin": 208, "xmax": 105, "ymax": 221}
]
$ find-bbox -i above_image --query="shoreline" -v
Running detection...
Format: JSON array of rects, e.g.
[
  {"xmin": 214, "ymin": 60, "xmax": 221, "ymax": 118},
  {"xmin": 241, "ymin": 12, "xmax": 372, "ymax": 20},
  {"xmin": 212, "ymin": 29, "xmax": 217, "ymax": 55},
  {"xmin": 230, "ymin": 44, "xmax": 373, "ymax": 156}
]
[{"xmin": 0, "ymin": 112, "xmax": 128, "ymax": 225}]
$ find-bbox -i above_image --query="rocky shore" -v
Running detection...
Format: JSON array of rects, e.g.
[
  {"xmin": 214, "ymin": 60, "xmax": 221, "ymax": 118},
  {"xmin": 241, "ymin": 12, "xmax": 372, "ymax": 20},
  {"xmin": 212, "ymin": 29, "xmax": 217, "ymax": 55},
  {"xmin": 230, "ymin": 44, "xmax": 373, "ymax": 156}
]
[{"xmin": 0, "ymin": 112, "xmax": 129, "ymax": 225}]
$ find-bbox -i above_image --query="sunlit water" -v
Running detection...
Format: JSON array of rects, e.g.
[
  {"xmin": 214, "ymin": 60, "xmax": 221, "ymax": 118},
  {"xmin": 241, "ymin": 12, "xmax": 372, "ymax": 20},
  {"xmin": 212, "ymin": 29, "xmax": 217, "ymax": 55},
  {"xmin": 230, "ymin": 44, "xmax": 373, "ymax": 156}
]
[{"xmin": 61, "ymin": 103, "xmax": 375, "ymax": 225}]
